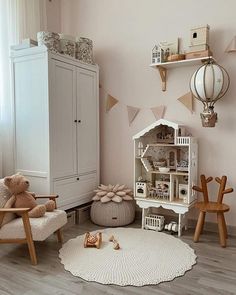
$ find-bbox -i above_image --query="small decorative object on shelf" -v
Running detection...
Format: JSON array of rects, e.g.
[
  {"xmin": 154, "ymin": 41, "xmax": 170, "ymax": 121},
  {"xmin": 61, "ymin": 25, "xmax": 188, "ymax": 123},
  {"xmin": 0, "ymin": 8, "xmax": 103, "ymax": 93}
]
[
  {"xmin": 37, "ymin": 31, "xmax": 61, "ymax": 53},
  {"xmin": 136, "ymin": 181, "xmax": 149, "ymax": 197},
  {"xmin": 153, "ymin": 159, "xmax": 166, "ymax": 170},
  {"xmin": 177, "ymin": 160, "xmax": 189, "ymax": 172},
  {"xmin": 149, "ymin": 180, "xmax": 170, "ymax": 200},
  {"xmin": 189, "ymin": 25, "xmax": 210, "ymax": 52},
  {"xmin": 179, "ymin": 184, "xmax": 188, "ymax": 203},
  {"xmin": 151, "ymin": 39, "xmax": 179, "ymax": 63},
  {"xmin": 158, "ymin": 167, "xmax": 170, "ymax": 173},
  {"xmin": 185, "ymin": 49, "xmax": 212, "ymax": 60},
  {"xmin": 144, "ymin": 214, "xmax": 165, "ymax": 231},
  {"xmin": 159, "ymin": 39, "xmax": 179, "ymax": 62},
  {"xmin": 190, "ymin": 58, "xmax": 230, "ymax": 127},
  {"xmin": 152, "ymin": 45, "xmax": 164, "ymax": 63},
  {"xmin": 84, "ymin": 232, "xmax": 102, "ymax": 249},
  {"xmin": 59, "ymin": 34, "xmax": 76, "ymax": 57},
  {"xmin": 167, "ymin": 53, "xmax": 185, "ymax": 62},
  {"xmin": 76, "ymin": 37, "xmax": 95, "ymax": 65}
]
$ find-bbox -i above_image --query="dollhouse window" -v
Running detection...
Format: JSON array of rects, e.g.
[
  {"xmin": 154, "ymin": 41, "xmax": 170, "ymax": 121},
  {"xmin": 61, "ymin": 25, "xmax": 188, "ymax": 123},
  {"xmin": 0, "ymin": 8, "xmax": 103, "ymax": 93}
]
[{"xmin": 193, "ymin": 32, "xmax": 197, "ymax": 38}]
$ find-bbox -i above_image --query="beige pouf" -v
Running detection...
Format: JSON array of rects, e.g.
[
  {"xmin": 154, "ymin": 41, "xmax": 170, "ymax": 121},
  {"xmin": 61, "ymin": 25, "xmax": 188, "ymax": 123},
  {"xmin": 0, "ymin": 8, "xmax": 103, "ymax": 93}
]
[{"xmin": 91, "ymin": 201, "xmax": 135, "ymax": 227}]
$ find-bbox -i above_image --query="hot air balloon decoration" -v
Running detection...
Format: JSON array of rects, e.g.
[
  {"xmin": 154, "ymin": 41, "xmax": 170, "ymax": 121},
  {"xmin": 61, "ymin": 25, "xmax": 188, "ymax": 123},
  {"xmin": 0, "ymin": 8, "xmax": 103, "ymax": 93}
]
[{"xmin": 190, "ymin": 58, "xmax": 230, "ymax": 127}]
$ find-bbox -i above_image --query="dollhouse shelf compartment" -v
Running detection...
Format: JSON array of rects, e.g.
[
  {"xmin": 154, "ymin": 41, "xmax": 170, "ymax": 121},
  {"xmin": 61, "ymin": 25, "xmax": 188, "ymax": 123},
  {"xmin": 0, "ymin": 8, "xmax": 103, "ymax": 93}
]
[{"xmin": 150, "ymin": 56, "xmax": 214, "ymax": 91}]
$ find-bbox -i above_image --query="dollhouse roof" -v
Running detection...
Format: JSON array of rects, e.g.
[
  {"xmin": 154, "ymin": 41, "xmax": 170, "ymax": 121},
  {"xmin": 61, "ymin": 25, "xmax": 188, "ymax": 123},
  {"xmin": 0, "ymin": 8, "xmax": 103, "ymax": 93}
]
[{"xmin": 132, "ymin": 119, "xmax": 182, "ymax": 140}]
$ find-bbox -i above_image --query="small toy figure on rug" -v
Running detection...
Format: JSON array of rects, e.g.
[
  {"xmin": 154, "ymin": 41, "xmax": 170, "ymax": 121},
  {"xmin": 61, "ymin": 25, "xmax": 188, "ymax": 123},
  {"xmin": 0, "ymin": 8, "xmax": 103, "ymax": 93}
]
[
  {"xmin": 109, "ymin": 235, "xmax": 120, "ymax": 250},
  {"xmin": 84, "ymin": 232, "xmax": 102, "ymax": 249},
  {"xmin": 3, "ymin": 173, "xmax": 55, "ymax": 217}
]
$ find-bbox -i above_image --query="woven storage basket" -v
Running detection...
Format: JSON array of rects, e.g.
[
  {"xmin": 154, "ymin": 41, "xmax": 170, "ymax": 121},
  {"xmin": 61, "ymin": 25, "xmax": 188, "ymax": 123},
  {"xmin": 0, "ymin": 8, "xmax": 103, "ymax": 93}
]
[{"xmin": 91, "ymin": 201, "xmax": 135, "ymax": 227}]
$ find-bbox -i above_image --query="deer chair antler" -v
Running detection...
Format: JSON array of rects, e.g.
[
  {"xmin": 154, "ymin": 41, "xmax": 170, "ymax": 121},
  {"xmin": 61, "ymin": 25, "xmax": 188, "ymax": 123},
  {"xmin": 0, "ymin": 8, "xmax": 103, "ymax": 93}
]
[
  {"xmin": 192, "ymin": 174, "xmax": 213, "ymax": 203},
  {"xmin": 215, "ymin": 176, "xmax": 234, "ymax": 204}
]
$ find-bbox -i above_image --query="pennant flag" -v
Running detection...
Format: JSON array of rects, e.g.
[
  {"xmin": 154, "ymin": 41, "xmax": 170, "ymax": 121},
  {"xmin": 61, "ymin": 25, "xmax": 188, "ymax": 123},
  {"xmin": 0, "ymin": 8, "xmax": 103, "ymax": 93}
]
[
  {"xmin": 106, "ymin": 94, "xmax": 118, "ymax": 112},
  {"xmin": 127, "ymin": 105, "xmax": 140, "ymax": 125},
  {"xmin": 178, "ymin": 92, "xmax": 193, "ymax": 113},
  {"xmin": 151, "ymin": 105, "xmax": 166, "ymax": 120}
]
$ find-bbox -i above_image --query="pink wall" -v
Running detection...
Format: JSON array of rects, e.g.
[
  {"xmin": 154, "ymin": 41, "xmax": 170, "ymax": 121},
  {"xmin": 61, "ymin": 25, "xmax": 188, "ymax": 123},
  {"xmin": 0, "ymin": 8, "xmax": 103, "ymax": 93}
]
[
  {"xmin": 55, "ymin": 0, "xmax": 236, "ymax": 226},
  {"xmin": 46, "ymin": 0, "xmax": 61, "ymax": 32}
]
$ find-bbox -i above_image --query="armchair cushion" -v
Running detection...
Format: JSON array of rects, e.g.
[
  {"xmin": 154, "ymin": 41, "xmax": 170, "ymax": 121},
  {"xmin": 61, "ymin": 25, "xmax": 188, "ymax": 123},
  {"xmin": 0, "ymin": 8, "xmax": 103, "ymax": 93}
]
[
  {"xmin": 0, "ymin": 210, "xmax": 67, "ymax": 241},
  {"xmin": 0, "ymin": 179, "xmax": 16, "ymax": 227}
]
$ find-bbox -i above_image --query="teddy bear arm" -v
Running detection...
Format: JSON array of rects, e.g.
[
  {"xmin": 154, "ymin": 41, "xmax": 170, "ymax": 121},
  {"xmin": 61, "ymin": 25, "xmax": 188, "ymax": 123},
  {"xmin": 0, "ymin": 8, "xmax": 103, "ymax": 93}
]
[{"xmin": 28, "ymin": 192, "xmax": 36, "ymax": 198}]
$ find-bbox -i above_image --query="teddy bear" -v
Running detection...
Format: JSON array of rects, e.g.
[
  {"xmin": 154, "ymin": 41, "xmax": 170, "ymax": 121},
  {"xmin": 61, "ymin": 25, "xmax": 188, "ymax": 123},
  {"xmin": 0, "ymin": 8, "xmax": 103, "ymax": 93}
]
[{"xmin": 3, "ymin": 173, "xmax": 55, "ymax": 218}]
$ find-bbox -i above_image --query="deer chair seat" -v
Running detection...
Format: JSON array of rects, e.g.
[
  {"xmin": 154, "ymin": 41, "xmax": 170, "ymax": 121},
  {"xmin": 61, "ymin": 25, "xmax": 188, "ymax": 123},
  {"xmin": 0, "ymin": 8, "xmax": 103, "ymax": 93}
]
[
  {"xmin": 195, "ymin": 201, "xmax": 230, "ymax": 213},
  {"xmin": 0, "ymin": 210, "xmax": 67, "ymax": 241}
]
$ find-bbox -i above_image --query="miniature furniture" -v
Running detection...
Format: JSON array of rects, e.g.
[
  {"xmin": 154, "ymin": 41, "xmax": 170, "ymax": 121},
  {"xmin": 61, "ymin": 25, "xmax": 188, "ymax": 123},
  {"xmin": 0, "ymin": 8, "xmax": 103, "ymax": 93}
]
[
  {"xmin": 84, "ymin": 232, "xmax": 102, "ymax": 249},
  {"xmin": 11, "ymin": 45, "xmax": 99, "ymax": 210},
  {"xmin": 193, "ymin": 175, "xmax": 233, "ymax": 247},
  {"xmin": 0, "ymin": 193, "xmax": 67, "ymax": 265},
  {"xmin": 133, "ymin": 119, "xmax": 198, "ymax": 237}
]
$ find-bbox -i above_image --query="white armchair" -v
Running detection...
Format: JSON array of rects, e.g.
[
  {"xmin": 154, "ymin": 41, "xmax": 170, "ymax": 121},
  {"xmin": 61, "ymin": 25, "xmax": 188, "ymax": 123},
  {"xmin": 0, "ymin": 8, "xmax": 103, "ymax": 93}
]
[{"xmin": 0, "ymin": 195, "xmax": 67, "ymax": 265}]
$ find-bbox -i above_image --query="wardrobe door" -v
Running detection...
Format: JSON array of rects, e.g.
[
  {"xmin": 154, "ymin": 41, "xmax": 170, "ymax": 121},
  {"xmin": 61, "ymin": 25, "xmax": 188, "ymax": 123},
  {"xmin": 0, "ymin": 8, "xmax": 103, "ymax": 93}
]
[
  {"xmin": 50, "ymin": 60, "xmax": 77, "ymax": 179},
  {"xmin": 76, "ymin": 67, "xmax": 98, "ymax": 175}
]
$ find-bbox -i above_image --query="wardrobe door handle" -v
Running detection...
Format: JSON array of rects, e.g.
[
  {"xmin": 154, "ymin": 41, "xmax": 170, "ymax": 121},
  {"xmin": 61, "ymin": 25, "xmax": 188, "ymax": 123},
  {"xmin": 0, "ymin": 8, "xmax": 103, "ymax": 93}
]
[
  {"xmin": 78, "ymin": 120, "xmax": 81, "ymax": 123},
  {"xmin": 74, "ymin": 120, "xmax": 77, "ymax": 122},
  {"xmin": 77, "ymin": 177, "xmax": 80, "ymax": 180}
]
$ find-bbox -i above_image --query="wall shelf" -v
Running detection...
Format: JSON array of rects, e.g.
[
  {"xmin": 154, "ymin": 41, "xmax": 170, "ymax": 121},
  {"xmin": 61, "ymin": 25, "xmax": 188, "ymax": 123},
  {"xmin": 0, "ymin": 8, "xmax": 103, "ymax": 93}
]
[
  {"xmin": 150, "ymin": 171, "xmax": 188, "ymax": 176},
  {"xmin": 150, "ymin": 56, "xmax": 214, "ymax": 91}
]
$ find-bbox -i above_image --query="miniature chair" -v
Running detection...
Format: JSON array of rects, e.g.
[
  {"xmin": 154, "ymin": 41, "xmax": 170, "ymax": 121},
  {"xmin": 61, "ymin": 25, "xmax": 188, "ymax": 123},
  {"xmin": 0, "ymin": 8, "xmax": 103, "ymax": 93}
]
[
  {"xmin": 0, "ymin": 193, "xmax": 67, "ymax": 265},
  {"xmin": 193, "ymin": 175, "xmax": 233, "ymax": 247}
]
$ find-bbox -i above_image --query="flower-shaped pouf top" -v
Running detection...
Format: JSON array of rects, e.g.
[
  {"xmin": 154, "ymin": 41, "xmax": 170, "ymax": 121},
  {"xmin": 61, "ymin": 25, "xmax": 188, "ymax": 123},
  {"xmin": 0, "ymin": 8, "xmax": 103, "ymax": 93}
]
[{"xmin": 92, "ymin": 184, "xmax": 133, "ymax": 203}]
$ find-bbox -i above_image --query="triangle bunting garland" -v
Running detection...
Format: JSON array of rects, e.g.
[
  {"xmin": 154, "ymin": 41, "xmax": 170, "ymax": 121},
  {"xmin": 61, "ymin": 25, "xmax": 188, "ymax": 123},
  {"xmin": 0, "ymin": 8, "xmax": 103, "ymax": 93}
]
[
  {"xmin": 178, "ymin": 92, "xmax": 194, "ymax": 113},
  {"xmin": 151, "ymin": 105, "xmax": 166, "ymax": 120},
  {"xmin": 106, "ymin": 94, "xmax": 119, "ymax": 112},
  {"xmin": 127, "ymin": 106, "xmax": 140, "ymax": 125}
]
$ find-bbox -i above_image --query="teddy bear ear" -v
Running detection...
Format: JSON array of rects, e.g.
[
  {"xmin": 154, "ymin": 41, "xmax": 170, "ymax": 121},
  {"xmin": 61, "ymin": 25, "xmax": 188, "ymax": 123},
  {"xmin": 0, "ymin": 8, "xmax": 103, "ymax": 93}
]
[
  {"xmin": 4, "ymin": 176, "xmax": 12, "ymax": 186},
  {"xmin": 16, "ymin": 172, "xmax": 22, "ymax": 175}
]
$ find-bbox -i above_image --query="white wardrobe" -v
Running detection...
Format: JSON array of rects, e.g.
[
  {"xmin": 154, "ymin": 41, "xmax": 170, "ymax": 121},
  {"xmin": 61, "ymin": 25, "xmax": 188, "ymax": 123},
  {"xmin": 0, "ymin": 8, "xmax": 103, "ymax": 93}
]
[{"xmin": 11, "ymin": 45, "xmax": 99, "ymax": 210}]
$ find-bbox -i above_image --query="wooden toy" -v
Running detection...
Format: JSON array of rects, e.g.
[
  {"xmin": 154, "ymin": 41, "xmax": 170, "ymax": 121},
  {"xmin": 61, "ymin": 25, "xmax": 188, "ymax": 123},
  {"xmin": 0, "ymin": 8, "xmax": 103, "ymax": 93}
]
[
  {"xmin": 109, "ymin": 235, "xmax": 120, "ymax": 250},
  {"xmin": 84, "ymin": 232, "xmax": 102, "ymax": 249},
  {"xmin": 193, "ymin": 175, "xmax": 233, "ymax": 247}
]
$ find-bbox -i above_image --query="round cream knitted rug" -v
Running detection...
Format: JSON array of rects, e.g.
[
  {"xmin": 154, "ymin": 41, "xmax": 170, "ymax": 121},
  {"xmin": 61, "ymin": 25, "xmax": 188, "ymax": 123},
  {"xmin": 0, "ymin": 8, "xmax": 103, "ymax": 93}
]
[{"xmin": 59, "ymin": 228, "xmax": 197, "ymax": 286}]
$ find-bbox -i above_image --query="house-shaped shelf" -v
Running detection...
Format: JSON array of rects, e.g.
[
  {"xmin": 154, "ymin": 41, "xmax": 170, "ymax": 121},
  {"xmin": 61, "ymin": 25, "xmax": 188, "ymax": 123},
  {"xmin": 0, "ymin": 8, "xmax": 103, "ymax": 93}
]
[{"xmin": 133, "ymin": 119, "xmax": 198, "ymax": 205}]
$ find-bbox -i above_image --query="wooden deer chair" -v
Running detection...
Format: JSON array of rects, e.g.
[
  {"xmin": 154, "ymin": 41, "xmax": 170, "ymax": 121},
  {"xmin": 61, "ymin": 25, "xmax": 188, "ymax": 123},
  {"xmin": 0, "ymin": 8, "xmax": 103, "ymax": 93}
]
[{"xmin": 193, "ymin": 175, "xmax": 233, "ymax": 247}]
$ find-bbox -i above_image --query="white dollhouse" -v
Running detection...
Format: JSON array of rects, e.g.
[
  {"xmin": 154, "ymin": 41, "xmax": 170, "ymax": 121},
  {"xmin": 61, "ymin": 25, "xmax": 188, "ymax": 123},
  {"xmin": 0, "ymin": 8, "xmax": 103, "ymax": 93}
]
[{"xmin": 133, "ymin": 119, "xmax": 198, "ymax": 236}]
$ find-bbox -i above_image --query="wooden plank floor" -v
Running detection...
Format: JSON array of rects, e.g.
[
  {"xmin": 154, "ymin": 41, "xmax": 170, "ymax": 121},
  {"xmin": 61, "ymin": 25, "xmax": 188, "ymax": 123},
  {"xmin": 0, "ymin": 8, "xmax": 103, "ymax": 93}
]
[{"xmin": 0, "ymin": 220, "xmax": 236, "ymax": 295}]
